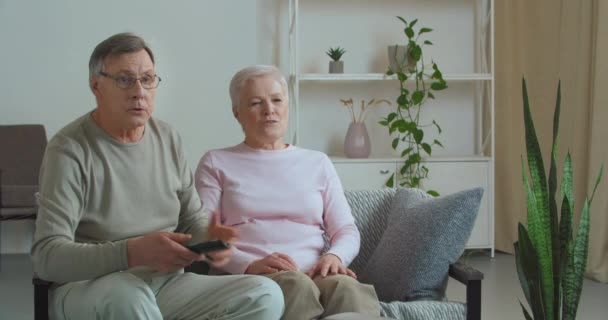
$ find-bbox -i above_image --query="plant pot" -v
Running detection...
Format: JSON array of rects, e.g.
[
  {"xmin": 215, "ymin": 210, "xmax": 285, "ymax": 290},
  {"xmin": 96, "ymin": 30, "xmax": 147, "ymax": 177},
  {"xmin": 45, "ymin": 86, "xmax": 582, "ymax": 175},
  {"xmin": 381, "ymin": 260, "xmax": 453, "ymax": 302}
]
[
  {"xmin": 329, "ymin": 60, "xmax": 344, "ymax": 74},
  {"xmin": 388, "ymin": 45, "xmax": 416, "ymax": 73},
  {"xmin": 344, "ymin": 122, "xmax": 371, "ymax": 158}
]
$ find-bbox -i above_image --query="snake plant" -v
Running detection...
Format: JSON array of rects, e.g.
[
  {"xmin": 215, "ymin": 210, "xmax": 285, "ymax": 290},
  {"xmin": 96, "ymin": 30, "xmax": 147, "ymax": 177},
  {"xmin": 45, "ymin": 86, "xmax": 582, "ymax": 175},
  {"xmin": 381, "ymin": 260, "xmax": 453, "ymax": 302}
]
[{"xmin": 515, "ymin": 79, "xmax": 603, "ymax": 320}]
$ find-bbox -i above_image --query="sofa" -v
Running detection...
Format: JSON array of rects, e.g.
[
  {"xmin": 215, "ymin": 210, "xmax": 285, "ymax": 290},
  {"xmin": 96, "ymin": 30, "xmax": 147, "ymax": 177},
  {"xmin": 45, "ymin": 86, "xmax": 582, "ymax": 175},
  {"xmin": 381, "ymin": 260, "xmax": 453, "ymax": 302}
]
[
  {"xmin": 34, "ymin": 187, "xmax": 484, "ymax": 320},
  {"xmin": 342, "ymin": 188, "xmax": 484, "ymax": 320}
]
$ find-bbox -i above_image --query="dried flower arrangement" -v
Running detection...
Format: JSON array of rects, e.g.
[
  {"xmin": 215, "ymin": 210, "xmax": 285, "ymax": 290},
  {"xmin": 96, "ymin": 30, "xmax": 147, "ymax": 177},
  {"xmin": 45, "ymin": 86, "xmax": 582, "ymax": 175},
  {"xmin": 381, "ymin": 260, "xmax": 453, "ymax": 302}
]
[{"xmin": 340, "ymin": 98, "xmax": 392, "ymax": 123}]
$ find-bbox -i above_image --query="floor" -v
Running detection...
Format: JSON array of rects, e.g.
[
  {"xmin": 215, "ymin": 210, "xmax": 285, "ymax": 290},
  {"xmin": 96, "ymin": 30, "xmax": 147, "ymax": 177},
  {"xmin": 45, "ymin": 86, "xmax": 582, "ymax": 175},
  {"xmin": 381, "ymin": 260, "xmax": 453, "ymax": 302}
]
[{"xmin": 1, "ymin": 252, "xmax": 607, "ymax": 319}]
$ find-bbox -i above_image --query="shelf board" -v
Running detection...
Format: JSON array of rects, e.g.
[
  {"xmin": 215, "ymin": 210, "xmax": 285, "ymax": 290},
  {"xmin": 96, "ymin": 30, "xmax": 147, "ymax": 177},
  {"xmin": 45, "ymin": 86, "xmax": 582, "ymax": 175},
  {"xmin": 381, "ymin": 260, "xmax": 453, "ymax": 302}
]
[
  {"xmin": 297, "ymin": 73, "xmax": 492, "ymax": 82},
  {"xmin": 330, "ymin": 155, "xmax": 492, "ymax": 163}
]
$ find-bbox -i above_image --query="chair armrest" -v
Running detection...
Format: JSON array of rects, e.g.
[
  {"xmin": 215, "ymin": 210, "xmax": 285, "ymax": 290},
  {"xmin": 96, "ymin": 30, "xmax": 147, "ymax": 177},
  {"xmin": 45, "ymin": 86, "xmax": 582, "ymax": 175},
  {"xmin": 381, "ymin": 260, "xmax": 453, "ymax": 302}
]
[
  {"xmin": 449, "ymin": 262, "xmax": 483, "ymax": 284},
  {"xmin": 449, "ymin": 262, "xmax": 483, "ymax": 320}
]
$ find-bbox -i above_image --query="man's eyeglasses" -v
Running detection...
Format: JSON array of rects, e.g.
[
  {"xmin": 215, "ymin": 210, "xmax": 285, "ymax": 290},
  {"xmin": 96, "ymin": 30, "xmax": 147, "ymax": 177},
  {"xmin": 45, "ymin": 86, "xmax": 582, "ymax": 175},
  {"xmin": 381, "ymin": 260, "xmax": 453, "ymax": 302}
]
[{"xmin": 99, "ymin": 72, "xmax": 162, "ymax": 89}]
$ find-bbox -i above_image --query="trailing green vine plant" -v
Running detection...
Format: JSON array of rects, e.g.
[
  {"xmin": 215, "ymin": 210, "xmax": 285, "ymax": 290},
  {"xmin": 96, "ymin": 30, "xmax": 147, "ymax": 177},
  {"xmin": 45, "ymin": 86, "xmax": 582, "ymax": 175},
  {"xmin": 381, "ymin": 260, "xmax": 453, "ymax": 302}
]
[
  {"xmin": 515, "ymin": 79, "xmax": 603, "ymax": 320},
  {"xmin": 379, "ymin": 16, "xmax": 447, "ymax": 195}
]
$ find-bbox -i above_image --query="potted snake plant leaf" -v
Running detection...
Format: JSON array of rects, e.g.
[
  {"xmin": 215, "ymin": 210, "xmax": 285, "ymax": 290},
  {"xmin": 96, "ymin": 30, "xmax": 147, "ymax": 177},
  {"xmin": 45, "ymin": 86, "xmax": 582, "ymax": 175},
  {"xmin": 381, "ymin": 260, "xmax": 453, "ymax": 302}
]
[{"xmin": 515, "ymin": 78, "xmax": 603, "ymax": 320}]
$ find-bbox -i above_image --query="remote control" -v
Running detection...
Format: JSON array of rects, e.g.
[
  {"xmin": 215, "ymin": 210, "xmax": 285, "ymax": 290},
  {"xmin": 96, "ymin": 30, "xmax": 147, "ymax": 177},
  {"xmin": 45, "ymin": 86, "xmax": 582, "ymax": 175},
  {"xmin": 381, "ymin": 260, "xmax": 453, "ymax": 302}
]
[{"xmin": 185, "ymin": 240, "xmax": 231, "ymax": 254}]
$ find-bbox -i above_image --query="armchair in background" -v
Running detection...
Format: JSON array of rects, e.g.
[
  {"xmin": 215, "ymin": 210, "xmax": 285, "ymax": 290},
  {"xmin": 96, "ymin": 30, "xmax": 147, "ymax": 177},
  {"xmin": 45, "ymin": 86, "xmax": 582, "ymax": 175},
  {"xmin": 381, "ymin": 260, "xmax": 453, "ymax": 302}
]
[{"xmin": 0, "ymin": 124, "xmax": 47, "ymax": 253}]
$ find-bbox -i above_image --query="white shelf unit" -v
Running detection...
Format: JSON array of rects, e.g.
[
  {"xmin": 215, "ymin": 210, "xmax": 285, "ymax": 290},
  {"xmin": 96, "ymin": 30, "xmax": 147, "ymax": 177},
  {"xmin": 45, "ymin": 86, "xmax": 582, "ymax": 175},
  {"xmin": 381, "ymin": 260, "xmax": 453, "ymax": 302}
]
[{"xmin": 287, "ymin": 0, "xmax": 494, "ymax": 254}]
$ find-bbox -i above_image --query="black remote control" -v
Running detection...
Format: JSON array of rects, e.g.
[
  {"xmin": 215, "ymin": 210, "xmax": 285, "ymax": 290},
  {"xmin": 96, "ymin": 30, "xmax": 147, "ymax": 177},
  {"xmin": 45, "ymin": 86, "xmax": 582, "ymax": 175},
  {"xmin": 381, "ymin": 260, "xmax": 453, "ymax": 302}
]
[{"xmin": 185, "ymin": 240, "xmax": 231, "ymax": 254}]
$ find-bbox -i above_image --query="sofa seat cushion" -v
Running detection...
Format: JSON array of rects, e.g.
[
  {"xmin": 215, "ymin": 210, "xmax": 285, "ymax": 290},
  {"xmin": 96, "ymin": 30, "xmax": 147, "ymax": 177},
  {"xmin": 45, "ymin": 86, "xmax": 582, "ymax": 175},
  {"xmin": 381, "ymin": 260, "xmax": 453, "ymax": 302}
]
[
  {"xmin": 380, "ymin": 300, "xmax": 466, "ymax": 320},
  {"xmin": 360, "ymin": 188, "xmax": 483, "ymax": 302}
]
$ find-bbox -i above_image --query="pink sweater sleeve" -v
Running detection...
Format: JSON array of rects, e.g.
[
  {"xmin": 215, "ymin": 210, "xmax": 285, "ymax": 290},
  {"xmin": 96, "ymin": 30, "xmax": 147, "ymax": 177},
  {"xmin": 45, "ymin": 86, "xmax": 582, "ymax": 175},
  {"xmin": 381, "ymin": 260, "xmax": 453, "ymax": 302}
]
[
  {"xmin": 195, "ymin": 152, "xmax": 222, "ymax": 212},
  {"xmin": 195, "ymin": 152, "xmax": 258, "ymax": 274},
  {"xmin": 321, "ymin": 157, "xmax": 361, "ymax": 267}
]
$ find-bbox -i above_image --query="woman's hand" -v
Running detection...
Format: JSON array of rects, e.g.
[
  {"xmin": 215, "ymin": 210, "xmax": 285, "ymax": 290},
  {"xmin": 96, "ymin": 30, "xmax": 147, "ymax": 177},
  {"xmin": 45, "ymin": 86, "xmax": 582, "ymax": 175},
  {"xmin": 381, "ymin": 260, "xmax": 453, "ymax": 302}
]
[
  {"xmin": 306, "ymin": 253, "xmax": 357, "ymax": 279},
  {"xmin": 205, "ymin": 211, "xmax": 238, "ymax": 266},
  {"xmin": 206, "ymin": 211, "xmax": 238, "ymax": 242},
  {"xmin": 245, "ymin": 253, "xmax": 299, "ymax": 275}
]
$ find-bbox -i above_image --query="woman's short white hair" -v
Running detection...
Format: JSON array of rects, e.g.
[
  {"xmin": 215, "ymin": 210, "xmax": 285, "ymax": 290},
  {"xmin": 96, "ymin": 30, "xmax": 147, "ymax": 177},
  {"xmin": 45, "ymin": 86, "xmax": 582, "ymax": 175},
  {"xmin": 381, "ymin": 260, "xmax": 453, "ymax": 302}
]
[{"xmin": 229, "ymin": 65, "xmax": 288, "ymax": 112}]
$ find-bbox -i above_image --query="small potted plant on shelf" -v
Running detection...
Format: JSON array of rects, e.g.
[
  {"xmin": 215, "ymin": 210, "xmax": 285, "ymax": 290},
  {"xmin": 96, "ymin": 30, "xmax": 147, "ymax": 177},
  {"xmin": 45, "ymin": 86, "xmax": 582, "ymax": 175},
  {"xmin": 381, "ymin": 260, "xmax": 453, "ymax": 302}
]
[
  {"xmin": 326, "ymin": 46, "xmax": 346, "ymax": 73},
  {"xmin": 379, "ymin": 16, "xmax": 447, "ymax": 195}
]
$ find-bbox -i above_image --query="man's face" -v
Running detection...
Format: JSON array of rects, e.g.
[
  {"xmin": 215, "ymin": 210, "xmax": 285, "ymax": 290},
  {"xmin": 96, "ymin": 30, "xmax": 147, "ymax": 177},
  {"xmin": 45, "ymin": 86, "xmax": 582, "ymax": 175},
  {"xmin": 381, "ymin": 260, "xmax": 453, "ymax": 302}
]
[
  {"xmin": 234, "ymin": 75, "xmax": 289, "ymax": 145},
  {"xmin": 90, "ymin": 49, "xmax": 156, "ymax": 130}
]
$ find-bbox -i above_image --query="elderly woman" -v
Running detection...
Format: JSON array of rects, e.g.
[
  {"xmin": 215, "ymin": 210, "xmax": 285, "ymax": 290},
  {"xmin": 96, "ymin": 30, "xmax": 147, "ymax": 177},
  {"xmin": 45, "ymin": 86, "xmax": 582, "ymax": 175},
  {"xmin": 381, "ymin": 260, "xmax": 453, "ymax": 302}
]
[{"xmin": 195, "ymin": 65, "xmax": 381, "ymax": 319}]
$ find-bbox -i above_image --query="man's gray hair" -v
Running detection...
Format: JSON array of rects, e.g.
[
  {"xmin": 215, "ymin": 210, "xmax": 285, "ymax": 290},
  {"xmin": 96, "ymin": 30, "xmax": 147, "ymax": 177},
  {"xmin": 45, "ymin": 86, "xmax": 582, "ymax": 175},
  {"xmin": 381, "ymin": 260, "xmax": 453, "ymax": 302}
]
[
  {"xmin": 88, "ymin": 32, "xmax": 154, "ymax": 83},
  {"xmin": 229, "ymin": 65, "xmax": 288, "ymax": 112}
]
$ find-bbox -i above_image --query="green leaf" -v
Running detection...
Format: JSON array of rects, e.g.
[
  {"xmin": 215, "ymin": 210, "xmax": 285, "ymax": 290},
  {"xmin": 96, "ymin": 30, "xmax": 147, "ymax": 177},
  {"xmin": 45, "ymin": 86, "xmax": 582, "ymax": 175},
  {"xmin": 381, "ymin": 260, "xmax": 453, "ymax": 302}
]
[
  {"xmin": 522, "ymin": 78, "xmax": 554, "ymax": 319},
  {"xmin": 548, "ymin": 81, "xmax": 561, "ymax": 318},
  {"xmin": 519, "ymin": 301, "xmax": 534, "ymax": 320},
  {"xmin": 559, "ymin": 196, "xmax": 574, "ymax": 320},
  {"xmin": 515, "ymin": 224, "xmax": 547, "ymax": 320},
  {"xmin": 400, "ymin": 162, "xmax": 412, "ymax": 175},
  {"xmin": 409, "ymin": 19, "xmax": 418, "ymax": 28},
  {"xmin": 378, "ymin": 120, "xmax": 389, "ymax": 126},
  {"xmin": 413, "ymin": 129, "xmax": 424, "ymax": 144},
  {"xmin": 390, "ymin": 119, "xmax": 404, "ymax": 131},
  {"xmin": 569, "ymin": 199, "xmax": 591, "ymax": 319},
  {"xmin": 397, "ymin": 94, "xmax": 408, "ymax": 106},
  {"xmin": 397, "ymin": 72, "xmax": 407, "ymax": 82},
  {"xmin": 392, "ymin": 137, "xmax": 399, "ymax": 150},
  {"xmin": 419, "ymin": 27, "xmax": 433, "ymax": 34},
  {"xmin": 405, "ymin": 27, "xmax": 414, "ymax": 39},
  {"xmin": 396, "ymin": 16, "xmax": 407, "ymax": 25},
  {"xmin": 514, "ymin": 241, "xmax": 531, "ymax": 310},
  {"xmin": 427, "ymin": 190, "xmax": 439, "ymax": 197},
  {"xmin": 386, "ymin": 69, "xmax": 394, "ymax": 76},
  {"xmin": 433, "ymin": 139, "xmax": 443, "ymax": 148},
  {"xmin": 407, "ymin": 153, "xmax": 421, "ymax": 165},
  {"xmin": 431, "ymin": 81, "xmax": 447, "ymax": 90},
  {"xmin": 421, "ymin": 165, "xmax": 429, "ymax": 176},
  {"xmin": 412, "ymin": 90, "xmax": 424, "ymax": 105},
  {"xmin": 422, "ymin": 143, "xmax": 432, "ymax": 155},
  {"xmin": 385, "ymin": 173, "xmax": 394, "ymax": 188},
  {"xmin": 424, "ymin": 40, "xmax": 433, "ymax": 45},
  {"xmin": 411, "ymin": 176, "xmax": 420, "ymax": 188},
  {"xmin": 401, "ymin": 147, "xmax": 413, "ymax": 158},
  {"xmin": 432, "ymin": 120, "xmax": 442, "ymax": 134},
  {"xmin": 590, "ymin": 164, "xmax": 603, "ymax": 204},
  {"xmin": 387, "ymin": 112, "xmax": 397, "ymax": 123},
  {"xmin": 410, "ymin": 45, "xmax": 422, "ymax": 61}
]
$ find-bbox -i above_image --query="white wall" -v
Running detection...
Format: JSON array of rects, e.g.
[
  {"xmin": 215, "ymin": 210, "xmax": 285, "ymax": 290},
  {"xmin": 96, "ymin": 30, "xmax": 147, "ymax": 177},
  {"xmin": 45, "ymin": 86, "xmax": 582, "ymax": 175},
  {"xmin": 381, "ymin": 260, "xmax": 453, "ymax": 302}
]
[
  {"xmin": 1, "ymin": 0, "xmax": 479, "ymax": 253},
  {"xmin": 0, "ymin": 0, "xmax": 281, "ymax": 253}
]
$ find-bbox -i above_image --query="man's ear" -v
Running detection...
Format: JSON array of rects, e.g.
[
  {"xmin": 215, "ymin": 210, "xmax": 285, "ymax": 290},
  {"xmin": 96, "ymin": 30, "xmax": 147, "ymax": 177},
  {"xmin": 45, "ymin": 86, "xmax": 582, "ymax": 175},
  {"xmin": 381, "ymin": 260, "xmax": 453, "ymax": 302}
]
[{"xmin": 90, "ymin": 77, "xmax": 100, "ymax": 95}]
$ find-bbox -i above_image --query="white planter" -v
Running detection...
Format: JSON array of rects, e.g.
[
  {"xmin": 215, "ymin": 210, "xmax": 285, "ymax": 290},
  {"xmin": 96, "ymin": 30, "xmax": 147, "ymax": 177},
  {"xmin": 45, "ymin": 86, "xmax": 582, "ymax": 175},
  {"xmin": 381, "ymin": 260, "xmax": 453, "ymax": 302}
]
[
  {"xmin": 329, "ymin": 60, "xmax": 344, "ymax": 73},
  {"xmin": 388, "ymin": 45, "xmax": 416, "ymax": 73}
]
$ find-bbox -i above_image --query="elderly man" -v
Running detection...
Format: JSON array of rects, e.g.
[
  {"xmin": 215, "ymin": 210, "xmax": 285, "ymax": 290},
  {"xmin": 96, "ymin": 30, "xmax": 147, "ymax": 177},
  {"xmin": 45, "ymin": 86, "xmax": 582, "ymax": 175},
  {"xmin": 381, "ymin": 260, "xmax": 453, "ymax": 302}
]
[{"xmin": 31, "ymin": 33, "xmax": 283, "ymax": 320}]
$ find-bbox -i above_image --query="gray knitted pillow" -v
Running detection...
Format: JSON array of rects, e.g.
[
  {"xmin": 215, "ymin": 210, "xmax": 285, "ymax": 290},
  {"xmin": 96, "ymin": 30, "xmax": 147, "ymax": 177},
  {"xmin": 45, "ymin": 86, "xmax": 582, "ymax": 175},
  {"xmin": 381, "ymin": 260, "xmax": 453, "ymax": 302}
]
[{"xmin": 360, "ymin": 187, "xmax": 483, "ymax": 302}]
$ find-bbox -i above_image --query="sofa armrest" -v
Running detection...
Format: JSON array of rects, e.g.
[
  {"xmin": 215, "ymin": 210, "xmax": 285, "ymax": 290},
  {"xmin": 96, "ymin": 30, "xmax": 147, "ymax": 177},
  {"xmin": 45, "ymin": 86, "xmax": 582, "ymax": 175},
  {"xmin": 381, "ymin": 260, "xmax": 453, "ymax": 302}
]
[
  {"xmin": 448, "ymin": 262, "xmax": 483, "ymax": 320},
  {"xmin": 449, "ymin": 262, "xmax": 483, "ymax": 283}
]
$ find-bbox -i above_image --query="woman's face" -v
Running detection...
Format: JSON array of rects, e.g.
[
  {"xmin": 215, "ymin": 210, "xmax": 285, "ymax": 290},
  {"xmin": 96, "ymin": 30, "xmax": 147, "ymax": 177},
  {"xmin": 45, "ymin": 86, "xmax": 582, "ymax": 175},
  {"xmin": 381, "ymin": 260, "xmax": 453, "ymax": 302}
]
[{"xmin": 234, "ymin": 75, "xmax": 289, "ymax": 148}]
